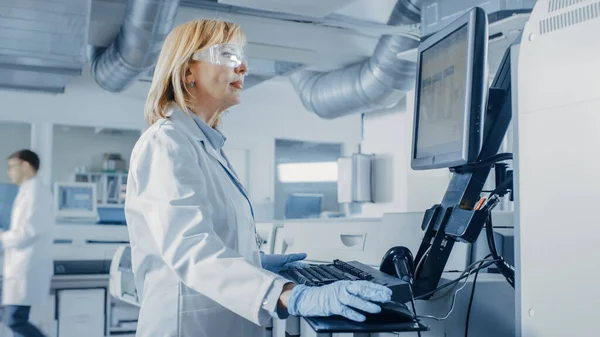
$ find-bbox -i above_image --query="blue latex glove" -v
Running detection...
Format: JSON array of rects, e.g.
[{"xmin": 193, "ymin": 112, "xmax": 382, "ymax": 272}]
[
  {"xmin": 287, "ymin": 281, "xmax": 392, "ymax": 322},
  {"xmin": 260, "ymin": 252, "xmax": 308, "ymax": 273}
]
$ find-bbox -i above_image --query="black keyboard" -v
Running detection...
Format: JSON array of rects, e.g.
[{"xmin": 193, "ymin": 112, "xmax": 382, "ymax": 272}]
[{"xmin": 280, "ymin": 259, "xmax": 413, "ymax": 304}]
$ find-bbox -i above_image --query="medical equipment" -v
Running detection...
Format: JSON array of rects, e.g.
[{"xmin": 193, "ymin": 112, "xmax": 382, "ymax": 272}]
[
  {"xmin": 402, "ymin": 6, "xmax": 516, "ymax": 299},
  {"xmin": 337, "ymin": 153, "xmax": 373, "ymax": 204},
  {"xmin": 513, "ymin": 1, "xmax": 600, "ymax": 335},
  {"xmin": 109, "ymin": 245, "xmax": 139, "ymax": 307},
  {"xmin": 73, "ymin": 172, "xmax": 128, "ymax": 206},
  {"xmin": 54, "ymin": 182, "xmax": 98, "ymax": 221},
  {"xmin": 53, "ymin": 224, "xmax": 130, "ymax": 275},
  {"xmin": 284, "ymin": 193, "xmax": 323, "ymax": 219}
]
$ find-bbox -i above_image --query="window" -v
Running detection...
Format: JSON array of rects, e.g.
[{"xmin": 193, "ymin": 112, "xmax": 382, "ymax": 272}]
[{"xmin": 277, "ymin": 162, "xmax": 338, "ymax": 183}]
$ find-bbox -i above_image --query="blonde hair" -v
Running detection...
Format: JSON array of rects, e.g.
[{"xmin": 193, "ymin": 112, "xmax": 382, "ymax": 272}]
[{"xmin": 144, "ymin": 20, "xmax": 246, "ymax": 127}]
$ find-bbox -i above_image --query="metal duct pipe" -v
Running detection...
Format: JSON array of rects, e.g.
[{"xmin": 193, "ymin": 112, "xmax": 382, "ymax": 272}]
[
  {"xmin": 290, "ymin": 0, "xmax": 421, "ymax": 119},
  {"xmin": 91, "ymin": 0, "xmax": 181, "ymax": 93}
]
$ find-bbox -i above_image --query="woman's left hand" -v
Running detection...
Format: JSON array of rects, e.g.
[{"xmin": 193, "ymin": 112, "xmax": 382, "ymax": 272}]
[{"xmin": 260, "ymin": 252, "xmax": 308, "ymax": 273}]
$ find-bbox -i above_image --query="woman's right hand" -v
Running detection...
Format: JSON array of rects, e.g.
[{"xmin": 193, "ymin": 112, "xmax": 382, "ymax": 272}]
[{"xmin": 284, "ymin": 281, "xmax": 392, "ymax": 322}]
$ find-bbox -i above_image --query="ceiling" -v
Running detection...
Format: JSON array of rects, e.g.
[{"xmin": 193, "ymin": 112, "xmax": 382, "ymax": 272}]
[{"xmin": 0, "ymin": 0, "xmax": 530, "ymax": 95}]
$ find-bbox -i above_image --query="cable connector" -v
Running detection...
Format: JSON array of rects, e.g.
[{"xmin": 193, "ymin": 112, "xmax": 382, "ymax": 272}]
[{"xmin": 481, "ymin": 195, "xmax": 500, "ymax": 213}]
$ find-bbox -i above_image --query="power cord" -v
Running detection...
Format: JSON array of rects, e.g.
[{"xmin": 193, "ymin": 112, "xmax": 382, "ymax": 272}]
[
  {"xmin": 482, "ymin": 175, "xmax": 516, "ymax": 288},
  {"xmin": 414, "ymin": 246, "xmax": 431, "ymax": 278},
  {"xmin": 416, "ymin": 260, "xmax": 491, "ymax": 322},
  {"xmin": 465, "ymin": 254, "xmax": 492, "ymax": 337},
  {"xmin": 409, "ymin": 297, "xmax": 422, "ymax": 337},
  {"xmin": 415, "ymin": 258, "xmax": 496, "ymax": 300}
]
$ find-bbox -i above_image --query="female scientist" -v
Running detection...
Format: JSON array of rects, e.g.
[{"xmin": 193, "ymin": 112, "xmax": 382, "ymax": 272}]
[{"xmin": 125, "ymin": 19, "xmax": 392, "ymax": 337}]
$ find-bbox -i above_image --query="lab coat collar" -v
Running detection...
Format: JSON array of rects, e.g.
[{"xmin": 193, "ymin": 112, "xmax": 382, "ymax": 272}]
[
  {"xmin": 166, "ymin": 104, "xmax": 248, "ymax": 197},
  {"xmin": 167, "ymin": 106, "xmax": 225, "ymax": 165},
  {"xmin": 191, "ymin": 114, "xmax": 226, "ymax": 151},
  {"xmin": 165, "ymin": 103, "xmax": 209, "ymax": 143},
  {"xmin": 20, "ymin": 176, "xmax": 37, "ymax": 189}
]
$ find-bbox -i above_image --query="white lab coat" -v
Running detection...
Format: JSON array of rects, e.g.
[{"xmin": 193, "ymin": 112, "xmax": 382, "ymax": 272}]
[
  {"xmin": 125, "ymin": 105, "xmax": 287, "ymax": 337},
  {"xmin": 1, "ymin": 177, "xmax": 54, "ymax": 306}
]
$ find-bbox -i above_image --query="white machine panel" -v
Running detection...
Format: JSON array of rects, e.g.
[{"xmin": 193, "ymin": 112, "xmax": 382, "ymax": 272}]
[
  {"xmin": 273, "ymin": 215, "xmax": 414, "ymax": 267},
  {"xmin": 516, "ymin": 1, "xmax": 600, "ymax": 336},
  {"xmin": 53, "ymin": 224, "xmax": 130, "ymax": 262},
  {"xmin": 273, "ymin": 213, "xmax": 470, "ymax": 271}
]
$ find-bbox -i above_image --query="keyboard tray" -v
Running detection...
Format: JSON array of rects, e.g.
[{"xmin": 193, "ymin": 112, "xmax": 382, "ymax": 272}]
[{"xmin": 303, "ymin": 316, "xmax": 429, "ymax": 333}]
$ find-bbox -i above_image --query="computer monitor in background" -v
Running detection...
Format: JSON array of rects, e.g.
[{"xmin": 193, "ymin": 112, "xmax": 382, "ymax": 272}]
[
  {"xmin": 284, "ymin": 193, "xmax": 323, "ymax": 219},
  {"xmin": 411, "ymin": 7, "xmax": 488, "ymax": 170},
  {"xmin": 54, "ymin": 182, "xmax": 98, "ymax": 220},
  {"xmin": 0, "ymin": 183, "xmax": 19, "ymax": 230}
]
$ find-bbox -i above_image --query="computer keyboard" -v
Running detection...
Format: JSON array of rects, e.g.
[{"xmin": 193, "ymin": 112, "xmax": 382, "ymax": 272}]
[{"xmin": 280, "ymin": 259, "xmax": 413, "ymax": 304}]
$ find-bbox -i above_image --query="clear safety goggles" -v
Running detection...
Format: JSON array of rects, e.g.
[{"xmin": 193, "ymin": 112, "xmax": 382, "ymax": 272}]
[{"xmin": 191, "ymin": 43, "xmax": 247, "ymax": 69}]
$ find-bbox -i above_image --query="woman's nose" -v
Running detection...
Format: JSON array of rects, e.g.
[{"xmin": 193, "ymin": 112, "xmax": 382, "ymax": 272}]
[{"xmin": 235, "ymin": 60, "xmax": 248, "ymax": 75}]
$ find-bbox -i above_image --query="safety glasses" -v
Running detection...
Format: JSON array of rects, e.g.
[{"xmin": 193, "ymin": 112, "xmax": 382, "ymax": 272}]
[{"xmin": 191, "ymin": 43, "xmax": 247, "ymax": 69}]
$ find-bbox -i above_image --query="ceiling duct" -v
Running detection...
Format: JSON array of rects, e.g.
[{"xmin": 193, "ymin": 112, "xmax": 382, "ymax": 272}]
[
  {"xmin": 289, "ymin": 0, "xmax": 422, "ymax": 119},
  {"xmin": 91, "ymin": 0, "xmax": 180, "ymax": 92},
  {"xmin": 0, "ymin": 0, "xmax": 91, "ymax": 93}
]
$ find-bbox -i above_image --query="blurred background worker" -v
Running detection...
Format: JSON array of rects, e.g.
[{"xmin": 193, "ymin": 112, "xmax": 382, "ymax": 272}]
[{"xmin": 2, "ymin": 150, "xmax": 54, "ymax": 337}]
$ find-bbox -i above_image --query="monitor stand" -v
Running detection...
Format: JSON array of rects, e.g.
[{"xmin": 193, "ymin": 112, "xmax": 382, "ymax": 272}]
[{"xmin": 406, "ymin": 47, "xmax": 514, "ymax": 299}]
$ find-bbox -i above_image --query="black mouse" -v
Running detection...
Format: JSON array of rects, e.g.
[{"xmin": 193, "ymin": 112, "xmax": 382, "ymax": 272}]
[{"xmin": 363, "ymin": 301, "xmax": 415, "ymax": 324}]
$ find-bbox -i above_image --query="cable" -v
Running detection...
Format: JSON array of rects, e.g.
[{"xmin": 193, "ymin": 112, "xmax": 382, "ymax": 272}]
[
  {"xmin": 415, "ymin": 258, "xmax": 496, "ymax": 300},
  {"xmin": 425, "ymin": 259, "xmax": 496, "ymax": 301},
  {"xmin": 465, "ymin": 254, "xmax": 491, "ymax": 337},
  {"xmin": 414, "ymin": 246, "xmax": 431, "ymax": 278},
  {"xmin": 416, "ymin": 262, "xmax": 485, "ymax": 321},
  {"xmin": 409, "ymin": 297, "xmax": 422, "ymax": 337},
  {"xmin": 481, "ymin": 193, "xmax": 515, "ymax": 288}
]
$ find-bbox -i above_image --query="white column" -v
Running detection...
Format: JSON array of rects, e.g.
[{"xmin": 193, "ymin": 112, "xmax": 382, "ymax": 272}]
[{"xmin": 30, "ymin": 122, "xmax": 53, "ymax": 186}]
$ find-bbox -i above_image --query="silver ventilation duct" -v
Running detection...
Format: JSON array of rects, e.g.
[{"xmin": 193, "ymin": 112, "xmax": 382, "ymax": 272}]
[
  {"xmin": 91, "ymin": 0, "xmax": 181, "ymax": 93},
  {"xmin": 0, "ymin": 0, "xmax": 90, "ymax": 94},
  {"xmin": 289, "ymin": 0, "xmax": 422, "ymax": 119}
]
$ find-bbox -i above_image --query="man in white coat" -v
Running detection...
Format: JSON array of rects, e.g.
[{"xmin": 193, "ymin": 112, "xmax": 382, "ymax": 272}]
[{"xmin": 1, "ymin": 150, "xmax": 53, "ymax": 337}]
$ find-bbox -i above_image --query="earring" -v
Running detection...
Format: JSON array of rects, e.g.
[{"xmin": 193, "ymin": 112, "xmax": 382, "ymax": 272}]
[{"xmin": 190, "ymin": 81, "xmax": 195, "ymax": 88}]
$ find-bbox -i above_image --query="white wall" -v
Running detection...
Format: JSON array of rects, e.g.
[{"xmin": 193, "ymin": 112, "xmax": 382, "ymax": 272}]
[
  {"xmin": 0, "ymin": 70, "xmax": 147, "ymax": 131},
  {"xmin": 360, "ymin": 90, "xmax": 452, "ymax": 217},
  {"xmin": 0, "ymin": 122, "xmax": 31, "ymax": 184},
  {"xmin": 52, "ymin": 126, "xmax": 141, "ymax": 182},
  {"xmin": 222, "ymin": 77, "xmax": 362, "ymax": 205}
]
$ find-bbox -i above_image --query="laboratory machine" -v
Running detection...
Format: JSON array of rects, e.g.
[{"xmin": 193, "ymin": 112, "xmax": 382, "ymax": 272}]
[{"xmin": 273, "ymin": 5, "xmax": 518, "ymax": 336}]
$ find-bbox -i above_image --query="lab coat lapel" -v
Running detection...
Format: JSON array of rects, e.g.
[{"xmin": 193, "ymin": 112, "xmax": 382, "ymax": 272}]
[
  {"xmin": 200, "ymin": 141, "xmax": 254, "ymax": 219},
  {"xmin": 168, "ymin": 106, "xmax": 254, "ymax": 219}
]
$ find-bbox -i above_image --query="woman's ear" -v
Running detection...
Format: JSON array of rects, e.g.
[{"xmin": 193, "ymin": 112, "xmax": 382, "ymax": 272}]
[{"xmin": 184, "ymin": 66, "xmax": 195, "ymax": 86}]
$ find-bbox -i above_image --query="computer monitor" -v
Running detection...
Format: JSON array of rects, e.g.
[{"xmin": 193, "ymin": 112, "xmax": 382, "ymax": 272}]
[
  {"xmin": 284, "ymin": 193, "xmax": 323, "ymax": 219},
  {"xmin": 411, "ymin": 7, "xmax": 488, "ymax": 170},
  {"xmin": 54, "ymin": 182, "xmax": 98, "ymax": 219}
]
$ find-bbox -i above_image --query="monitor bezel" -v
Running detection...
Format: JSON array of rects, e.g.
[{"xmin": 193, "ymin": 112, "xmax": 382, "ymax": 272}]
[
  {"xmin": 411, "ymin": 7, "xmax": 488, "ymax": 170},
  {"xmin": 54, "ymin": 182, "xmax": 98, "ymax": 219}
]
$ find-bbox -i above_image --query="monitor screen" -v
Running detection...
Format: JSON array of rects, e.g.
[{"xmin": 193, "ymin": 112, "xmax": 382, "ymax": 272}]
[
  {"xmin": 416, "ymin": 25, "xmax": 469, "ymax": 161},
  {"xmin": 411, "ymin": 6, "xmax": 487, "ymax": 171},
  {"xmin": 285, "ymin": 194, "xmax": 323, "ymax": 219},
  {"xmin": 57, "ymin": 185, "xmax": 94, "ymax": 213}
]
